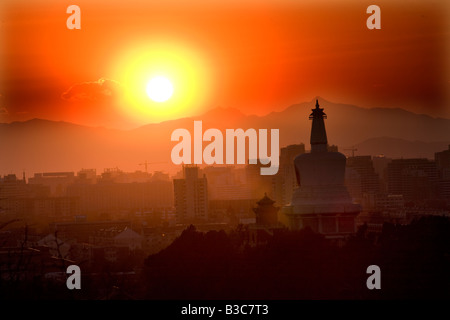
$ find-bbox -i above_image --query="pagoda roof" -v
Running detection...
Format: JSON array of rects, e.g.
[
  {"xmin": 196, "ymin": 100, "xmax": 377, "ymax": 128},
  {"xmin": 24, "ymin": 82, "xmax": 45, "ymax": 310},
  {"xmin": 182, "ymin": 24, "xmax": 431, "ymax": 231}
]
[
  {"xmin": 309, "ymin": 99, "xmax": 327, "ymax": 120},
  {"xmin": 256, "ymin": 193, "xmax": 276, "ymax": 206}
]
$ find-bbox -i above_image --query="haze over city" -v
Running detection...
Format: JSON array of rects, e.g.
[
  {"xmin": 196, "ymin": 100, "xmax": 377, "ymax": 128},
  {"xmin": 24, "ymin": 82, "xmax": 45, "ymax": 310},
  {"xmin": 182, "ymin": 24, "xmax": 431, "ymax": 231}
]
[{"xmin": 0, "ymin": 0, "xmax": 449, "ymax": 304}]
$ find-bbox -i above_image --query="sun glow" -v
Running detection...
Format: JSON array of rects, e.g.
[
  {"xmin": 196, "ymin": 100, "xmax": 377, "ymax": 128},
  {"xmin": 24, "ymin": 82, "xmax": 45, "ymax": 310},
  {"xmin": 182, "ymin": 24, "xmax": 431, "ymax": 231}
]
[
  {"xmin": 113, "ymin": 41, "xmax": 211, "ymax": 123},
  {"xmin": 146, "ymin": 76, "xmax": 174, "ymax": 103}
]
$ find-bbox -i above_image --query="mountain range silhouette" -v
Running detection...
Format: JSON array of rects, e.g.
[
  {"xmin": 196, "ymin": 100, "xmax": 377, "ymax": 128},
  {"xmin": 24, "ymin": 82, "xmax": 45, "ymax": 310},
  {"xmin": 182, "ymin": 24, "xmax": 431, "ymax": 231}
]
[{"xmin": 1, "ymin": 97, "xmax": 449, "ymax": 175}]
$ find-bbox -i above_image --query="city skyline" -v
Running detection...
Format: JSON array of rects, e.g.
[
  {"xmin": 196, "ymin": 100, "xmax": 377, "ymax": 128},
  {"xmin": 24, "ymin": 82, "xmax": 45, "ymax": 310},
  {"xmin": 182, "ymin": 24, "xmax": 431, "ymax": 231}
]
[
  {"xmin": 1, "ymin": 0, "xmax": 450, "ymax": 303},
  {"xmin": 1, "ymin": 96, "xmax": 449, "ymax": 301}
]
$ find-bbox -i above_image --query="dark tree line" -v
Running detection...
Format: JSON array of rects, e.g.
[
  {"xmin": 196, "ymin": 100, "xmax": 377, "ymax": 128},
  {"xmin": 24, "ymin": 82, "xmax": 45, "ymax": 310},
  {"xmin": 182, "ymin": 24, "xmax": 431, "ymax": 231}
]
[
  {"xmin": 1, "ymin": 215, "xmax": 449, "ymax": 299},
  {"xmin": 141, "ymin": 216, "xmax": 450, "ymax": 300}
]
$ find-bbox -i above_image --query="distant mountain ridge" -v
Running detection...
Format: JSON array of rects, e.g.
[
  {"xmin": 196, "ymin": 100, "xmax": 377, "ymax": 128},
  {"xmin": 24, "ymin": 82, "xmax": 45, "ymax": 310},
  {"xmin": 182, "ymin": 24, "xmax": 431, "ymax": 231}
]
[{"xmin": 1, "ymin": 97, "xmax": 449, "ymax": 176}]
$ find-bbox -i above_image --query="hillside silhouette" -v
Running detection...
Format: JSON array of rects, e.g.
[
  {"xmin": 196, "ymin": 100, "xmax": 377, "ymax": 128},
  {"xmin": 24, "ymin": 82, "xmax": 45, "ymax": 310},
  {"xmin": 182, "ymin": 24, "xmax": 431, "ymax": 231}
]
[
  {"xmin": 1, "ymin": 215, "xmax": 449, "ymax": 300},
  {"xmin": 1, "ymin": 97, "xmax": 449, "ymax": 175},
  {"xmin": 140, "ymin": 215, "xmax": 450, "ymax": 300}
]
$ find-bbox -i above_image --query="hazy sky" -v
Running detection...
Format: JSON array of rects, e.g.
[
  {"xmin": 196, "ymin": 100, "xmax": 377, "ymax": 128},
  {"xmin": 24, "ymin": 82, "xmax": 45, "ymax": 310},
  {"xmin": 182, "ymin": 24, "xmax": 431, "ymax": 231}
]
[{"xmin": 1, "ymin": 0, "xmax": 449, "ymax": 128}]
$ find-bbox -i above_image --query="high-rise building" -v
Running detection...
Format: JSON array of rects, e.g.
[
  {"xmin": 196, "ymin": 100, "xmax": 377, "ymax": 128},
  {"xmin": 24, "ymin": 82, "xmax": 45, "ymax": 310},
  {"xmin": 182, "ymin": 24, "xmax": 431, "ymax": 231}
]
[
  {"xmin": 173, "ymin": 165, "xmax": 208, "ymax": 223},
  {"xmin": 372, "ymin": 155, "xmax": 392, "ymax": 193},
  {"xmin": 66, "ymin": 179, "xmax": 173, "ymax": 214},
  {"xmin": 346, "ymin": 156, "xmax": 380, "ymax": 194},
  {"xmin": 245, "ymin": 160, "xmax": 274, "ymax": 200},
  {"xmin": 0, "ymin": 174, "xmax": 28, "ymax": 199},
  {"xmin": 273, "ymin": 144, "xmax": 305, "ymax": 206},
  {"xmin": 345, "ymin": 167, "xmax": 362, "ymax": 202},
  {"xmin": 386, "ymin": 158, "xmax": 439, "ymax": 202},
  {"xmin": 32, "ymin": 196, "xmax": 80, "ymax": 220},
  {"xmin": 0, "ymin": 174, "xmax": 49, "ymax": 216},
  {"xmin": 281, "ymin": 100, "xmax": 360, "ymax": 238},
  {"xmin": 203, "ymin": 166, "xmax": 252, "ymax": 200},
  {"xmin": 345, "ymin": 156, "xmax": 380, "ymax": 204},
  {"xmin": 435, "ymin": 145, "xmax": 450, "ymax": 202},
  {"xmin": 99, "ymin": 168, "xmax": 154, "ymax": 183},
  {"xmin": 76, "ymin": 169, "xmax": 97, "ymax": 184},
  {"xmin": 0, "ymin": 174, "xmax": 30, "ymax": 216},
  {"xmin": 28, "ymin": 172, "xmax": 76, "ymax": 196},
  {"xmin": 435, "ymin": 145, "xmax": 450, "ymax": 172}
]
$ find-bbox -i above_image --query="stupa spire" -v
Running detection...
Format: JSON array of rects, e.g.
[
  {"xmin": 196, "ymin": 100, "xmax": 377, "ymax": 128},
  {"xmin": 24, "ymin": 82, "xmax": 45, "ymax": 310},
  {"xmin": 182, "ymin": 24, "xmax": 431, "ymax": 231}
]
[{"xmin": 309, "ymin": 99, "xmax": 328, "ymax": 152}]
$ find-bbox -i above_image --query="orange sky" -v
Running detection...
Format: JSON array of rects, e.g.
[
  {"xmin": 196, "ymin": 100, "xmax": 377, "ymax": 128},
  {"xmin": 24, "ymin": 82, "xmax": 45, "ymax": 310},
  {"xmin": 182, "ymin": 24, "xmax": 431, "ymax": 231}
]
[{"xmin": 0, "ymin": 0, "xmax": 449, "ymax": 129}]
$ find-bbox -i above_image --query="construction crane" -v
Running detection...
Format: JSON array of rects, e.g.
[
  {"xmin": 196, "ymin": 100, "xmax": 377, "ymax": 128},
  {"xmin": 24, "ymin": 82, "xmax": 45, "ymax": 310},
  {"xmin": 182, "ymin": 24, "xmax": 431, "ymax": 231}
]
[
  {"xmin": 138, "ymin": 161, "xmax": 166, "ymax": 173},
  {"xmin": 344, "ymin": 147, "xmax": 358, "ymax": 157}
]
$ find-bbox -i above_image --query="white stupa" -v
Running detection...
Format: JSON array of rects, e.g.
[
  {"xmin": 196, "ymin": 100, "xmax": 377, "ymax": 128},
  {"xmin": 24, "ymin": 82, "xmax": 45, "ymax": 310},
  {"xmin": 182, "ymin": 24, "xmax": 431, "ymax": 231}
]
[{"xmin": 281, "ymin": 100, "xmax": 360, "ymax": 237}]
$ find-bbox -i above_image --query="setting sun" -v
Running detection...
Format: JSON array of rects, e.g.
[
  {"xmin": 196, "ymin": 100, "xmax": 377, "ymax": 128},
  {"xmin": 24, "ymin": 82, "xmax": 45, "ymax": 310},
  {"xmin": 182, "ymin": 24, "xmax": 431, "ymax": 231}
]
[
  {"xmin": 113, "ymin": 41, "xmax": 212, "ymax": 124},
  {"xmin": 146, "ymin": 76, "xmax": 174, "ymax": 103}
]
